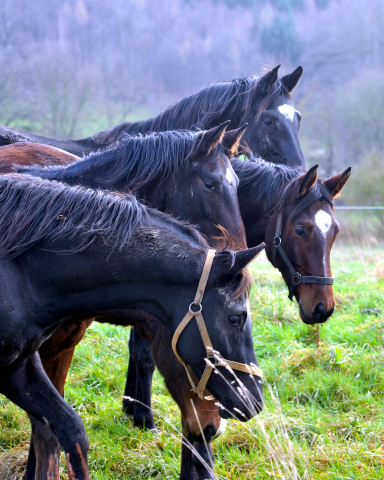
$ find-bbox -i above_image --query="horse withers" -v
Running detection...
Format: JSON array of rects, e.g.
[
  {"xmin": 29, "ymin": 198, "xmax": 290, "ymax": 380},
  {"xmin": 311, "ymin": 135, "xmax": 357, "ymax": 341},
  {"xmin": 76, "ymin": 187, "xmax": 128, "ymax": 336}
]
[{"xmin": 0, "ymin": 173, "xmax": 264, "ymax": 480}]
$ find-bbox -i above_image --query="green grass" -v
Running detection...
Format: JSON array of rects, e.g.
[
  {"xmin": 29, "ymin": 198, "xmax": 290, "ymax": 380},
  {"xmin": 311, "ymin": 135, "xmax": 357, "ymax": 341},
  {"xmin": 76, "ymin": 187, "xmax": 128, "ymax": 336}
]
[{"xmin": 1, "ymin": 244, "xmax": 384, "ymax": 479}]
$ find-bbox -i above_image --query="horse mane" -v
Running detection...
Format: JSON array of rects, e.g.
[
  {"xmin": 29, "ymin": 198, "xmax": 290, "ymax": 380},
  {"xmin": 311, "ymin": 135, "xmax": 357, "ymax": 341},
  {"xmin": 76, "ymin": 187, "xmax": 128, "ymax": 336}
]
[
  {"xmin": 277, "ymin": 174, "xmax": 334, "ymax": 222},
  {"xmin": 91, "ymin": 73, "xmax": 290, "ymax": 146},
  {"xmin": 234, "ymin": 158, "xmax": 333, "ymax": 224},
  {"xmin": 233, "ymin": 158, "xmax": 304, "ymax": 215},
  {"xmin": 0, "ymin": 174, "xmax": 208, "ymax": 259},
  {"xmin": 16, "ymin": 130, "xmax": 214, "ymax": 192}
]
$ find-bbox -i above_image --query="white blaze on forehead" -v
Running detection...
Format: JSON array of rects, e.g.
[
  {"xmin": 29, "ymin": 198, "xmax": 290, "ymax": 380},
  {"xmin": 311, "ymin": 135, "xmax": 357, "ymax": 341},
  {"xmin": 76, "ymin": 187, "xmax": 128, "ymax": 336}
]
[
  {"xmin": 278, "ymin": 104, "xmax": 300, "ymax": 122},
  {"xmin": 226, "ymin": 167, "xmax": 236, "ymax": 185},
  {"xmin": 315, "ymin": 210, "xmax": 332, "ymax": 237}
]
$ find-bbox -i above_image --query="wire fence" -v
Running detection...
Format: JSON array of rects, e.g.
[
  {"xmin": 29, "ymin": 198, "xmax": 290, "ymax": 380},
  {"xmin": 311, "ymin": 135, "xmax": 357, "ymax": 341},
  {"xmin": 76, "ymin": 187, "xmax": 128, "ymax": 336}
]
[{"xmin": 334, "ymin": 205, "xmax": 384, "ymax": 246}]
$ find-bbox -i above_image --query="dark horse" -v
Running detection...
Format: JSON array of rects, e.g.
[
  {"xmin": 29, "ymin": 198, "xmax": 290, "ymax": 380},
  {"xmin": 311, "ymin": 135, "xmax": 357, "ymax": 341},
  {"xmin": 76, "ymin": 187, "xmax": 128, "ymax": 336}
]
[
  {"xmin": 15, "ymin": 124, "xmax": 247, "ymax": 248},
  {"xmin": 11, "ymin": 125, "xmax": 248, "ymax": 479},
  {"xmin": 0, "ymin": 66, "xmax": 305, "ymax": 167},
  {"xmin": 0, "ymin": 173, "xmax": 264, "ymax": 480}
]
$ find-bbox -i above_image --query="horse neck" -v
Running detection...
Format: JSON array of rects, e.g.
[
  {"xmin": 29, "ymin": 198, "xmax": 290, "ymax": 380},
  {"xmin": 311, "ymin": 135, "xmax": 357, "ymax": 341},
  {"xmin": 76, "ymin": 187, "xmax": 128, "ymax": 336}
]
[
  {"xmin": 31, "ymin": 220, "xmax": 207, "ymax": 324},
  {"xmin": 235, "ymin": 160, "xmax": 298, "ymax": 248}
]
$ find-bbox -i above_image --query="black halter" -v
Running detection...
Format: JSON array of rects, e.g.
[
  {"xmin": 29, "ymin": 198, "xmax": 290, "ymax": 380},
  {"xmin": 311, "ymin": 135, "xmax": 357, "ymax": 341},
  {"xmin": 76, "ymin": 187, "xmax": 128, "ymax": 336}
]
[{"xmin": 272, "ymin": 210, "xmax": 334, "ymax": 302}]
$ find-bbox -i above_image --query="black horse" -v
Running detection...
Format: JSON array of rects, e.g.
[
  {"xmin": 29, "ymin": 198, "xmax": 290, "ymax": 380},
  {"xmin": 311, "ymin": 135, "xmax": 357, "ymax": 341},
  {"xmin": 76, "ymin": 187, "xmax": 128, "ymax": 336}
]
[
  {"xmin": 16, "ymin": 124, "xmax": 247, "ymax": 249},
  {"xmin": 13, "ymin": 125, "xmax": 249, "ymax": 479},
  {"xmin": 0, "ymin": 173, "xmax": 264, "ymax": 480},
  {"xmin": 0, "ymin": 66, "xmax": 305, "ymax": 167}
]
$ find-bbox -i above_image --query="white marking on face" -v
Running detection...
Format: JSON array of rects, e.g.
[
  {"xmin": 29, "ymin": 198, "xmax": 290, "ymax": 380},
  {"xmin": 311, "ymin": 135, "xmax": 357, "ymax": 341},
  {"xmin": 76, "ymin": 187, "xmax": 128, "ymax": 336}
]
[
  {"xmin": 315, "ymin": 209, "xmax": 332, "ymax": 273},
  {"xmin": 315, "ymin": 210, "xmax": 332, "ymax": 238},
  {"xmin": 226, "ymin": 167, "xmax": 236, "ymax": 185},
  {"xmin": 278, "ymin": 104, "xmax": 300, "ymax": 122}
]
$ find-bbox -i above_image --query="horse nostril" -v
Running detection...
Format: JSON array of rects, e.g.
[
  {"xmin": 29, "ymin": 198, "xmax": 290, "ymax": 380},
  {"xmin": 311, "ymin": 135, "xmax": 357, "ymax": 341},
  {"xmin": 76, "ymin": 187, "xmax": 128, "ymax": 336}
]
[{"xmin": 314, "ymin": 302, "xmax": 326, "ymax": 320}]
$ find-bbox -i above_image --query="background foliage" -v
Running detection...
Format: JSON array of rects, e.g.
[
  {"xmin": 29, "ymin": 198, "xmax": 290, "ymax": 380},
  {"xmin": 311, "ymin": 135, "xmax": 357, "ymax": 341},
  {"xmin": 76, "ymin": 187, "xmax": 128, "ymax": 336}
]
[{"xmin": 1, "ymin": 0, "xmax": 384, "ymax": 203}]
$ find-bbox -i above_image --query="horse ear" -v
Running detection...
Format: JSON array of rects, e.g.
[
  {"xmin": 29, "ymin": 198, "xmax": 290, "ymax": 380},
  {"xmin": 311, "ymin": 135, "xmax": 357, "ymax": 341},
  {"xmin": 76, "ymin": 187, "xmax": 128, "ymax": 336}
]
[
  {"xmin": 229, "ymin": 244, "xmax": 266, "ymax": 277},
  {"xmin": 256, "ymin": 65, "xmax": 280, "ymax": 95},
  {"xmin": 197, "ymin": 121, "xmax": 231, "ymax": 155},
  {"xmin": 214, "ymin": 244, "xmax": 265, "ymax": 280},
  {"xmin": 298, "ymin": 164, "xmax": 318, "ymax": 196},
  {"xmin": 323, "ymin": 167, "xmax": 351, "ymax": 198},
  {"xmin": 280, "ymin": 66, "xmax": 303, "ymax": 93},
  {"xmin": 222, "ymin": 124, "xmax": 248, "ymax": 156}
]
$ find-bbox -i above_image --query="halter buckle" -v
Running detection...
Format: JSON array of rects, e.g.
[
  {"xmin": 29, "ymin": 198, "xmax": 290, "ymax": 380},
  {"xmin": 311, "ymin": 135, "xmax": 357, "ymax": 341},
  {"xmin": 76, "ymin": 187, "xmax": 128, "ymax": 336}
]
[
  {"xmin": 273, "ymin": 236, "xmax": 281, "ymax": 247},
  {"xmin": 292, "ymin": 272, "xmax": 302, "ymax": 285},
  {"xmin": 189, "ymin": 302, "xmax": 202, "ymax": 315}
]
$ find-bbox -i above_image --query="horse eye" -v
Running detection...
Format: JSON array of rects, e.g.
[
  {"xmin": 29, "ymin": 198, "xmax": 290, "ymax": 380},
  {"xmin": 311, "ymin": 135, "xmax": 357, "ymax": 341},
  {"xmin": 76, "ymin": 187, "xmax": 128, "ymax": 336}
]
[
  {"xmin": 263, "ymin": 117, "xmax": 272, "ymax": 126},
  {"xmin": 229, "ymin": 315, "xmax": 241, "ymax": 326},
  {"xmin": 204, "ymin": 180, "xmax": 215, "ymax": 190},
  {"xmin": 295, "ymin": 227, "xmax": 307, "ymax": 238}
]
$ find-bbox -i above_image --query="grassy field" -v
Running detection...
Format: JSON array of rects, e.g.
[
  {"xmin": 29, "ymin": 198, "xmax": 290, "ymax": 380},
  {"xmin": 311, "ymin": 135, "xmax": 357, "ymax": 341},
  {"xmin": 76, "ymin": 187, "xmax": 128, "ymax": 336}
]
[{"xmin": 1, "ymin": 243, "xmax": 384, "ymax": 479}]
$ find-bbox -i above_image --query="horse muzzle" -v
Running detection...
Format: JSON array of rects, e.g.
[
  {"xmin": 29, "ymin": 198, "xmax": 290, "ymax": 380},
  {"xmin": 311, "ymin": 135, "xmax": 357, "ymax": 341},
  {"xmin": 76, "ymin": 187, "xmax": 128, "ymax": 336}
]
[{"xmin": 299, "ymin": 301, "xmax": 334, "ymax": 325}]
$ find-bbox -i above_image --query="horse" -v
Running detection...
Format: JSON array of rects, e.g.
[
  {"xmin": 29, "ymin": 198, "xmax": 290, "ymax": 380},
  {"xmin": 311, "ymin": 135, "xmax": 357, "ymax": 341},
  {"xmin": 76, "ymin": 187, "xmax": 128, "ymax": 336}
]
[
  {"xmin": 0, "ymin": 173, "xmax": 265, "ymax": 480},
  {"xmin": 10, "ymin": 125, "xmax": 248, "ymax": 479},
  {"xmin": 0, "ymin": 65, "xmax": 305, "ymax": 167},
  {"xmin": 14, "ymin": 123, "xmax": 247, "ymax": 249},
  {"xmin": 0, "ymin": 142, "xmax": 77, "ymax": 173}
]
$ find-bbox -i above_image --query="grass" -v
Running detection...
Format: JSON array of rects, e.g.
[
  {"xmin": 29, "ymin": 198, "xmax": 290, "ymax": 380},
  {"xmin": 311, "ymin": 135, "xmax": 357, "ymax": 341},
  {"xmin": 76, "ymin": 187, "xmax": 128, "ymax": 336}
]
[{"xmin": 1, "ymin": 243, "xmax": 384, "ymax": 479}]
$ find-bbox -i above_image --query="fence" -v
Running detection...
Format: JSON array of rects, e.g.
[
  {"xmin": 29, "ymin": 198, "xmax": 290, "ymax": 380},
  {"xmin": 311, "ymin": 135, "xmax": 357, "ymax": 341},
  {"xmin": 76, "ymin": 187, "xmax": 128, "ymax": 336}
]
[{"xmin": 334, "ymin": 206, "xmax": 384, "ymax": 245}]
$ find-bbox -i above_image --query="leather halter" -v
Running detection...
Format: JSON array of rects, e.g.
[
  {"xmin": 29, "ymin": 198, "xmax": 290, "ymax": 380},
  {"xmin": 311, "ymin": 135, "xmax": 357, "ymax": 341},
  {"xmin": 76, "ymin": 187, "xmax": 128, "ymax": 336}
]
[
  {"xmin": 272, "ymin": 211, "xmax": 334, "ymax": 302},
  {"xmin": 172, "ymin": 249, "xmax": 263, "ymax": 401}
]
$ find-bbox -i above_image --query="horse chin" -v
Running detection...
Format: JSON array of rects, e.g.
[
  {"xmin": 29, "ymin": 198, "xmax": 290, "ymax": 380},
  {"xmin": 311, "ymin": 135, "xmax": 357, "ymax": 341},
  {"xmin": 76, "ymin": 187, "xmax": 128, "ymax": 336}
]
[{"xmin": 189, "ymin": 419, "xmax": 227, "ymax": 444}]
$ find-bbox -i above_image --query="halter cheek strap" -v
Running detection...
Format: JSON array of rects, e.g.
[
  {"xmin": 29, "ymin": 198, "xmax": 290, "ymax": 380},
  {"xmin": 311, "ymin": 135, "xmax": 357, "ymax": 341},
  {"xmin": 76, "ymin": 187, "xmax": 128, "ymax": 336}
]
[
  {"xmin": 272, "ymin": 212, "xmax": 334, "ymax": 302},
  {"xmin": 172, "ymin": 249, "xmax": 263, "ymax": 401}
]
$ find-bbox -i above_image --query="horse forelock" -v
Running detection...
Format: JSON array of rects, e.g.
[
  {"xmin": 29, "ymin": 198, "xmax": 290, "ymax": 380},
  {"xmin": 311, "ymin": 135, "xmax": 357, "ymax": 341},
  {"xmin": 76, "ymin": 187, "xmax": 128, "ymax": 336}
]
[
  {"xmin": 279, "ymin": 178, "xmax": 334, "ymax": 223},
  {"xmin": 255, "ymin": 80, "xmax": 290, "ymax": 124}
]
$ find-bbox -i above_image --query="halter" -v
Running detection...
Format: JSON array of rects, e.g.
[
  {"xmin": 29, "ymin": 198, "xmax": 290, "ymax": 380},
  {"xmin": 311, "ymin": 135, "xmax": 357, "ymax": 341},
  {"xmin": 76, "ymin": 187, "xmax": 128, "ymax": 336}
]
[
  {"xmin": 171, "ymin": 249, "xmax": 263, "ymax": 400},
  {"xmin": 272, "ymin": 211, "xmax": 334, "ymax": 302}
]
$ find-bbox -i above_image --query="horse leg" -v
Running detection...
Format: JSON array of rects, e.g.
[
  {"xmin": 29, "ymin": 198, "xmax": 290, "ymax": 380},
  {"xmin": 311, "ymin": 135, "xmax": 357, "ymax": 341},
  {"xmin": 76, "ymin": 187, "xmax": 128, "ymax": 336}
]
[
  {"xmin": 123, "ymin": 326, "xmax": 156, "ymax": 430},
  {"xmin": 24, "ymin": 320, "xmax": 92, "ymax": 480},
  {"xmin": 180, "ymin": 439, "xmax": 215, "ymax": 480},
  {"xmin": 1, "ymin": 353, "xmax": 89, "ymax": 480}
]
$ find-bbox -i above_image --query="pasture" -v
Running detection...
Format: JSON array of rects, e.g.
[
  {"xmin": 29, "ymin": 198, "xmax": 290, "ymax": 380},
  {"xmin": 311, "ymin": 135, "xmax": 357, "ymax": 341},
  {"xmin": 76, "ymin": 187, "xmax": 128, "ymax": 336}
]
[{"xmin": 1, "ymin": 237, "xmax": 383, "ymax": 480}]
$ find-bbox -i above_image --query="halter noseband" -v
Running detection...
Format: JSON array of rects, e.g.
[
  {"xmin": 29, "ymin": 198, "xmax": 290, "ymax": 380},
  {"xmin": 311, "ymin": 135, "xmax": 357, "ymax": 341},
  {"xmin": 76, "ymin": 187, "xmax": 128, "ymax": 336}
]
[
  {"xmin": 171, "ymin": 249, "xmax": 263, "ymax": 401},
  {"xmin": 272, "ymin": 211, "xmax": 334, "ymax": 302}
]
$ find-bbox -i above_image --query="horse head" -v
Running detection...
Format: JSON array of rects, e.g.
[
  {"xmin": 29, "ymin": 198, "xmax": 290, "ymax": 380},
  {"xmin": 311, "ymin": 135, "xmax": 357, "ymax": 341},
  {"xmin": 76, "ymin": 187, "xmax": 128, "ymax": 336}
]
[
  {"xmin": 242, "ymin": 65, "xmax": 305, "ymax": 168},
  {"xmin": 163, "ymin": 121, "xmax": 248, "ymax": 250},
  {"xmin": 172, "ymin": 245, "xmax": 265, "ymax": 421},
  {"xmin": 265, "ymin": 165, "xmax": 351, "ymax": 324}
]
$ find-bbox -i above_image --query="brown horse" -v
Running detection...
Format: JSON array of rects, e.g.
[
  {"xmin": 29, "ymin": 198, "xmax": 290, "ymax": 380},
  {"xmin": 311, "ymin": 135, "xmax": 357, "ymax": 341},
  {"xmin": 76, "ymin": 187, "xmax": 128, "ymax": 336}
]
[{"xmin": 0, "ymin": 142, "xmax": 77, "ymax": 173}]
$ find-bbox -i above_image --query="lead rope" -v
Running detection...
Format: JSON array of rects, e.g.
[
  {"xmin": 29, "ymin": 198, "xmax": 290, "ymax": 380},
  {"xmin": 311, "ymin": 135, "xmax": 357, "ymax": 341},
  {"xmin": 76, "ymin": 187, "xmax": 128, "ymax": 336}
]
[{"xmin": 172, "ymin": 249, "xmax": 263, "ymax": 401}]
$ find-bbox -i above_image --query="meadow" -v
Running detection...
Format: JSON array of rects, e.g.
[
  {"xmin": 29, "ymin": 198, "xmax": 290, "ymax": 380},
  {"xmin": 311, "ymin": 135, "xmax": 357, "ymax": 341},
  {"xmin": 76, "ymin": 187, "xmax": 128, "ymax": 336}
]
[{"xmin": 1, "ymin": 239, "xmax": 383, "ymax": 479}]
